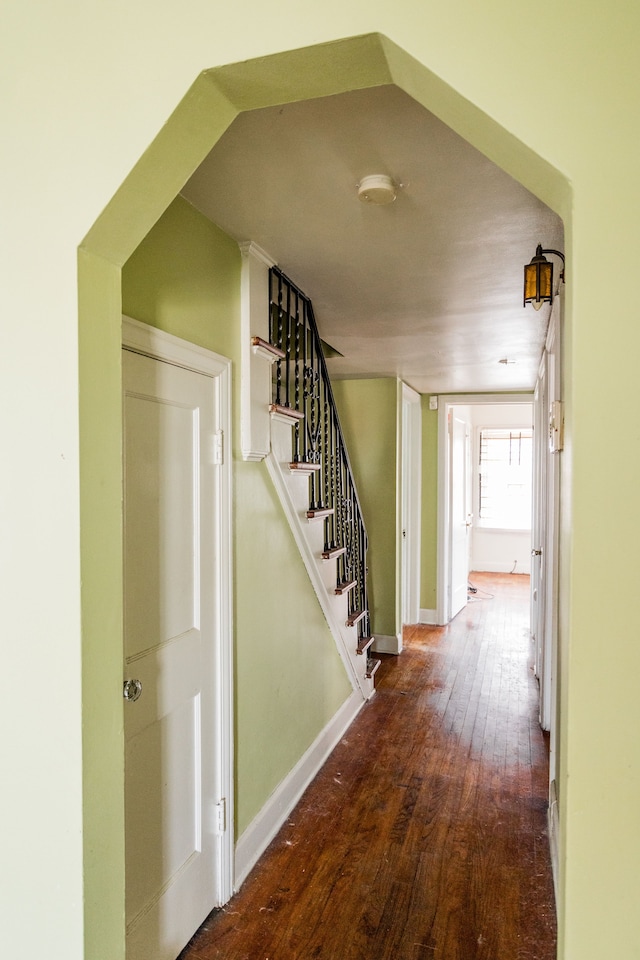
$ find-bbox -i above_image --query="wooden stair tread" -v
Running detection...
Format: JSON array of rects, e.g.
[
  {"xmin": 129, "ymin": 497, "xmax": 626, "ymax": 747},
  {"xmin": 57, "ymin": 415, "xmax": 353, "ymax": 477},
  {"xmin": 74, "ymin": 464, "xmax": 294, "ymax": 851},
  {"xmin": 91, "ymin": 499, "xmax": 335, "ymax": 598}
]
[
  {"xmin": 346, "ymin": 608, "xmax": 366, "ymax": 628},
  {"xmin": 335, "ymin": 579, "xmax": 357, "ymax": 596},
  {"xmin": 270, "ymin": 403, "xmax": 305, "ymax": 421},
  {"xmin": 365, "ymin": 657, "xmax": 381, "ymax": 679},
  {"xmin": 307, "ymin": 507, "xmax": 334, "ymax": 520},
  {"xmin": 251, "ymin": 336, "xmax": 286, "ymax": 360},
  {"xmin": 289, "ymin": 461, "xmax": 321, "ymax": 473},
  {"xmin": 321, "ymin": 545, "xmax": 347, "ymax": 560},
  {"xmin": 356, "ymin": 635, "xmax": 375, "ymax": 655}
]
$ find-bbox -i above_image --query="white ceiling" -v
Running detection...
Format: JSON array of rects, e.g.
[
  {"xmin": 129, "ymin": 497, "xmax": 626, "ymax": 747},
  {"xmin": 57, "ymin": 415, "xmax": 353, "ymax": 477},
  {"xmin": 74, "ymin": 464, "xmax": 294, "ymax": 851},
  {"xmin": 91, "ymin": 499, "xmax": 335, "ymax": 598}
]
[{"xmin": 182, "ymin": 84, "xmax": 563, "ymax": 395}]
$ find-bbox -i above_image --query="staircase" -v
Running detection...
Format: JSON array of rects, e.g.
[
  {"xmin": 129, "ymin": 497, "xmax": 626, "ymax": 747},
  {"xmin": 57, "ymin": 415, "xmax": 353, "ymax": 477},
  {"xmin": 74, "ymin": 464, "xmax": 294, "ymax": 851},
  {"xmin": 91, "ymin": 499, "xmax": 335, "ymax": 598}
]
[{"xmin": 251, "ymin": 263, "xmax": 379, "ymax": 699}]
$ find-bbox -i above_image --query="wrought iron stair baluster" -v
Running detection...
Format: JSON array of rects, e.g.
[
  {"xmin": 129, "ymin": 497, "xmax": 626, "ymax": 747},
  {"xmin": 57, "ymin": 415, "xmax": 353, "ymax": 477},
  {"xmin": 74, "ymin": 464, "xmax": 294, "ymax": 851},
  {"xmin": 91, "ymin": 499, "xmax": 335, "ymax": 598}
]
[
  {"xmin": 284, "ymin": 281, "xmax": 292, "ymax": 410},
  {"xmin": 323, "ymin": 381, "xmax": 331, "ymax": 552},
  {"xmin": 273, "ymin": 272, "xmax": 284, "ymax": 407},
  {"xmin": 268, "ymin": 266, "xmax": 373, "ymax": 671},
  {"xmin": 293, "ymin": 295, "xmax": 302, "ymax": 462}
]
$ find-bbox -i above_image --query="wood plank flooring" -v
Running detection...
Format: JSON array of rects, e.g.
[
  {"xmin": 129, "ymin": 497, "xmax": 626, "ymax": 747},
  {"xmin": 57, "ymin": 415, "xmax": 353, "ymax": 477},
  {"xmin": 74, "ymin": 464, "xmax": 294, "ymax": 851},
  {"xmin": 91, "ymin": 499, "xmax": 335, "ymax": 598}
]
[{"xmin": 179, "ymin": 572, "xmax": 556, "ymax": 960}]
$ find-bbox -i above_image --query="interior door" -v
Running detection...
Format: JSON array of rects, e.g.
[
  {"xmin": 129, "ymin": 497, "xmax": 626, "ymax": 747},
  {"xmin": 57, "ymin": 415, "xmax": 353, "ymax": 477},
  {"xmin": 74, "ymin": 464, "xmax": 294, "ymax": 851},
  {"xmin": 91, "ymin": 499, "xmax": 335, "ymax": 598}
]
[
  {"xmin": 450, "ymin": 413, "xmax": 471, "ymax": 619},
  {"xmin": 400, "ymin": 385, "xmax": 421, "ymax": 626},
  {"xmin": 532, "ymin": 300, "xmax": 562, "ymax": 736},
  {"xmin": 401, "ymin": 395, "xmax": 411, "ymax": 623},
  {"xmin": 531, "ymin": 361, "xmax": 547, "ymax": 688},
  {"xmin": 544, "ymin": 297, "xmax": 562, "ymax": 780},
  {"xmin": 123, "ymin": 348, "xmax": 220, "ymax": 960}
]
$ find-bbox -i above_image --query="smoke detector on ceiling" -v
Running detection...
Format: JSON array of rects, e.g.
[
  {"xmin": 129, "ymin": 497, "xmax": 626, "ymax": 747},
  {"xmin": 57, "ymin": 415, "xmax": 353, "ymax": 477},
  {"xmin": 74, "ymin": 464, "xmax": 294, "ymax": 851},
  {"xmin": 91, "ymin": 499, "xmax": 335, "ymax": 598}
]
[{"xmin": 357, "ymin": 174, "xmax": 398, "ymax": 205}]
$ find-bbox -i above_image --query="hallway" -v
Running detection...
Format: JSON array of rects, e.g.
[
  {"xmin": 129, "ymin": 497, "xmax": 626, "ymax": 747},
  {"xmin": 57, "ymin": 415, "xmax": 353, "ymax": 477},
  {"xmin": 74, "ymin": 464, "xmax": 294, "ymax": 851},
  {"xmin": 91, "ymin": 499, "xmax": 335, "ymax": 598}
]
[{"xmin": 180, "ymin": 572, "xmax": 556, "ymax": 960}]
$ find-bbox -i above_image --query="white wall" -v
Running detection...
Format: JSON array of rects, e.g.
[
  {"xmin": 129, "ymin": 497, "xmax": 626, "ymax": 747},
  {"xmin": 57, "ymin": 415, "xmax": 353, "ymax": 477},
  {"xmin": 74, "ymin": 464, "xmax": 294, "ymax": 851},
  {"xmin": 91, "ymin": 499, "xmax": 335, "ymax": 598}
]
[
  {"xmin": 470, "ymin": 403, "xmax": 533, "ymax": 574},
  {"xmin": 472, "ymin": 528, "xmax": 532, "ymax": 574}
]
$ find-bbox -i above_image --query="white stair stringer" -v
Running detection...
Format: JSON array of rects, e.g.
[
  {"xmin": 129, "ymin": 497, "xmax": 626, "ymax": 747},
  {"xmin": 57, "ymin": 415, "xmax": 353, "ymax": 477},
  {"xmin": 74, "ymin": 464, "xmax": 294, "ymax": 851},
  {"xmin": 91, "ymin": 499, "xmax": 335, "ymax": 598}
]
[{"xmin": 265, "ymin": 416, "xmax": 376, "ymax": 701}]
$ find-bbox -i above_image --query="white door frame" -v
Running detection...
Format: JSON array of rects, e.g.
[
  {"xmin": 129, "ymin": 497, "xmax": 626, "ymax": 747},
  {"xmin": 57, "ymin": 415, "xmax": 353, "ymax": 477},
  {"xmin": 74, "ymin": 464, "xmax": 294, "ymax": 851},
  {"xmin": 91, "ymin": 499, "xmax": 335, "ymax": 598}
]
[
  {"xmin": 540, "ymin": 298, "xmax": 562, "ymax": 752},
  {"xmin": 449, "ymin": 410, "xmax": 472, "ymax": 620},
  {"xmin": 541, "ymin": 294, "xmax": 563, "ymax": 882},
  {"xmin": 436, "ymin": 393, "xmax": 533, "ymax": 625},
  {"xmin": 532, "ymin": 356, "xmax": 548, "ymax": 707},
  {"xmin": 399, "ymin": 383, "xmax": 422, "ymax": 629},
  {"xmin": 122, "ymin": 315, "xmax": 234, "ymax": 907}
]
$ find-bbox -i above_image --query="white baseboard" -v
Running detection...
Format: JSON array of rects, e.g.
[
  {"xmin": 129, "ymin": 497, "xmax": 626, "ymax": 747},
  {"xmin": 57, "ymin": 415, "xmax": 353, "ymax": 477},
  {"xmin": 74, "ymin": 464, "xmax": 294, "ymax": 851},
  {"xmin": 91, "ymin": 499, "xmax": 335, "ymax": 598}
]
[
  {"xmin": 548, "ymin": 779, "xmax": 559, "ymax": 904},
  {"xmin": 372, "ymin": 633, "xmax": 402, "ymax": 655},
  {"xmin": 470, "ymin": 561, "xmax": 531, "ymax": 575},
  {"xmin": 419, "ymin": 608, "xmax": 438, "ymax": 624},
  {"xmin": 234, "ymin": 690, "xmax": 364, "ymax": 890}
]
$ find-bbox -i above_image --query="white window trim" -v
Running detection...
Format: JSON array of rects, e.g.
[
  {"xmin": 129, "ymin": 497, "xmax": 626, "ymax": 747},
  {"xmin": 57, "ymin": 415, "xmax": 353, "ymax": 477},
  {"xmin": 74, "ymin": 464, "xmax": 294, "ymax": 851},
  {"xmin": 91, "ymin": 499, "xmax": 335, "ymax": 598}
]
[{"xmin": 474, "ymin": 424, "xmax": 533, "ymax": 533}]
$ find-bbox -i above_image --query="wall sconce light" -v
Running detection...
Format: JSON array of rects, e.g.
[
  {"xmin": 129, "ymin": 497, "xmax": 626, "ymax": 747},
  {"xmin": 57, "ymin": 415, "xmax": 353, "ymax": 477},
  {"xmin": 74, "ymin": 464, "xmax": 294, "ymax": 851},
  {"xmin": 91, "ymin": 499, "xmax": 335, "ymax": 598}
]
[{"xmin": 524, "ymin": 244, "xmax": 565, "ymax": 310}]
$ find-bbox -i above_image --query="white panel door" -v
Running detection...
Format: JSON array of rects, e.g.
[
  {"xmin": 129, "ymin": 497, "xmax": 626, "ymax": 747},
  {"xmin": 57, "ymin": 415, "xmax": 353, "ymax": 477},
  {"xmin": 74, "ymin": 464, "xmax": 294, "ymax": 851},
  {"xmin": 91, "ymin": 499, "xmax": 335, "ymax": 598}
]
[
  {"xmin": 531, "ymin": 363, "xmax": 547, "ymax": 687},
  {"xmin": 123, "ymin": 348, "xmax": 219, "ymax": 960},
  {"xmin": 400, "ymin": 385, "xmax": 421, "ymax": 626},
  {"xmin": 450, "ymin": 414, "xmax": 470, "ymax": 619},
  {"xmin": 544, "ymin": 300, "xmax": 562, "ymax": 776},
  {"xmin": 401, "ymin": 394, "xmax": 411, "ymax": 622}
]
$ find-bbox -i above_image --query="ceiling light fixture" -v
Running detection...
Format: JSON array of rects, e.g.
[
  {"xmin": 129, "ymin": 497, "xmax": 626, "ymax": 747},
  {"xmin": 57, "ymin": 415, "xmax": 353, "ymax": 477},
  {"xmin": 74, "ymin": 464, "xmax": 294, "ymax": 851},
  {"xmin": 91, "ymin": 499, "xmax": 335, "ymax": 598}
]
[
  {"xmin": 357, "ymin": 174, "xmax": 397, "ymax": 205},
  {"xmin": 524, "ymin": 244, "xmax": 565, "ymax": 310}
]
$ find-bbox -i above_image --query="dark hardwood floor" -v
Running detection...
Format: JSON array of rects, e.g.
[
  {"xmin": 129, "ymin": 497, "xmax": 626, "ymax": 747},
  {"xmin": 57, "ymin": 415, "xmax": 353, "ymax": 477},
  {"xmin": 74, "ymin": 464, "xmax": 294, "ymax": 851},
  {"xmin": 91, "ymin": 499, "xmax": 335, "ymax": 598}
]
[{"xmin": 180, "ymin": 572, "xmax": 556, "ymax": 960}]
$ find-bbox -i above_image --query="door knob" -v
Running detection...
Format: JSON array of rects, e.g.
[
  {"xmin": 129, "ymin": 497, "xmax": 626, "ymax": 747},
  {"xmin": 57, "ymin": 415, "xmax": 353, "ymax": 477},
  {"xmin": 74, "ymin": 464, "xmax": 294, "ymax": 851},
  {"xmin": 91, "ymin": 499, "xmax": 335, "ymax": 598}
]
[
  {"xmin": 531, "ymin": 548, "xmax": 542, "ymax": 557},
  {"xmin": 123, "ymin": 678, "xmax": 143, "ymax": 702}
]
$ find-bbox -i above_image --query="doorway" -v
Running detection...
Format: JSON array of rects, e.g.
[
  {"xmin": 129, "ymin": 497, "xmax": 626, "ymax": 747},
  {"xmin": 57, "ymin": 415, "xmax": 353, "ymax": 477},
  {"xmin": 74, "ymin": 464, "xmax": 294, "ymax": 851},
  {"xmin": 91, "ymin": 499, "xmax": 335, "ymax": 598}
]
[
  {"xmin": 531, "ymin": 295, "xmax": 563, "ymax": 869},
  {"xmin": 437, "ymin": 393, "xmax": 534, "ymax": 626},
  {"xmin": 122, "ymin": 318, "xmax": 234, "ymax": 960},
  {"xmin": 400, "ymin": 383, "xmax": 422, "ymax": 630},
  {"xmin": 77, "ymin": 35, "xmax": 571, "ymax": 956}
]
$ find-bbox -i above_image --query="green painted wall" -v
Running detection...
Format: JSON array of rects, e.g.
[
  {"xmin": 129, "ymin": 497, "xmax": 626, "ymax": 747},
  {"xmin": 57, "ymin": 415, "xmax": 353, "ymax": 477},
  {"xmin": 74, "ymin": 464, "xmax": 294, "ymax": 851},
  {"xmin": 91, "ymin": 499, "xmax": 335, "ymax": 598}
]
[
  {"xmin": 332, "ymin": 378, "xmax": 398, "ymax": 638},
  {"xmin": 122, "ymin": 197, "xmax": 352, "ymax": 837},
  {"xmin": 78, "ymin": 249, "xmax": 125, "ymax": 956},
  {"xmin": 123, "ymin": 196, "xmax": 240, "ymax": 367},
  {"xmin": 234, "ymin": 461, "xmax": 352, "ymax": 831},
  {"xmin": 420, "ymin": 398, "xmax": 438, "ymax": 611},
  {"xmin": 122, "ymin": 196, "xmax": 242, "ymax": 451}
]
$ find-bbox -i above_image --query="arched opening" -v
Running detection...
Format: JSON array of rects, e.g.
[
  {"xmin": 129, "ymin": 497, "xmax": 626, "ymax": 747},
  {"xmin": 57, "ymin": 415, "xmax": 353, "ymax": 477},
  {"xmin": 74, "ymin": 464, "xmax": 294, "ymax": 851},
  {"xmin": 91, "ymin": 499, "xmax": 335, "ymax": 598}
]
[{"xmin": 78, "ymin": 33, "xmax": 570, "ymax": 958}]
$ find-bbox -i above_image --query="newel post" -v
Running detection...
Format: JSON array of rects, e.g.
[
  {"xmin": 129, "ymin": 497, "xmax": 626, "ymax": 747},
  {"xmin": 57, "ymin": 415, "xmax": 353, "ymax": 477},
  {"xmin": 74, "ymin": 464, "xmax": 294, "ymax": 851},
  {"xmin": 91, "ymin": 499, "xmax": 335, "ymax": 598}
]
[{"xmin": 239, "ymin": 241, "xmax": 277, "ymax": 461}]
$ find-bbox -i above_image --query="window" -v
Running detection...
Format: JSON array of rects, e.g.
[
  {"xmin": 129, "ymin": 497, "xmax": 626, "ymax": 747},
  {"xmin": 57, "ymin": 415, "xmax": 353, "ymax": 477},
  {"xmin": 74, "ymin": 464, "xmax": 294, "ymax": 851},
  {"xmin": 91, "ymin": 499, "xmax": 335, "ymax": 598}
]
[{"xmin": 478, "ymin": 428, "xmax": 532, "ymax": 529}]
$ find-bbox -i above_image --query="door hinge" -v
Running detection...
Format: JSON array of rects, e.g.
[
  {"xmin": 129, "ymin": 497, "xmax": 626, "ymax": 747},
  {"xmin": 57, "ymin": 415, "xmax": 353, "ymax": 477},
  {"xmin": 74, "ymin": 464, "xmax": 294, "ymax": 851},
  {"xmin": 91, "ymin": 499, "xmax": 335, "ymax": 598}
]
[
  {"xmin": 214, "ymin": 798, "xmax": 227, "ymax": 834},
  {"xmin": 212, "ymin": 429, "xmax": 224, "ymax": 465}
]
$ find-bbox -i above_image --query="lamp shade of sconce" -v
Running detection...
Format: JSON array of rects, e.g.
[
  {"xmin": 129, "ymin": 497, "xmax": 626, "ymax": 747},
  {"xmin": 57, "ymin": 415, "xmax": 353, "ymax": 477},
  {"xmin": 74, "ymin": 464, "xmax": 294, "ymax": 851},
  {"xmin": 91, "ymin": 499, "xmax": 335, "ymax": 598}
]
[
  {"xmin": 358, "ymin": 174, "xmax": 397, "ymax": 205},
  {"xmin": 524, "ymin": 244, "xmax": 565, "ymax": 309},
  {"xmin": 524, "ymin": 245, "xmax": 553, "ymax": 310}
]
